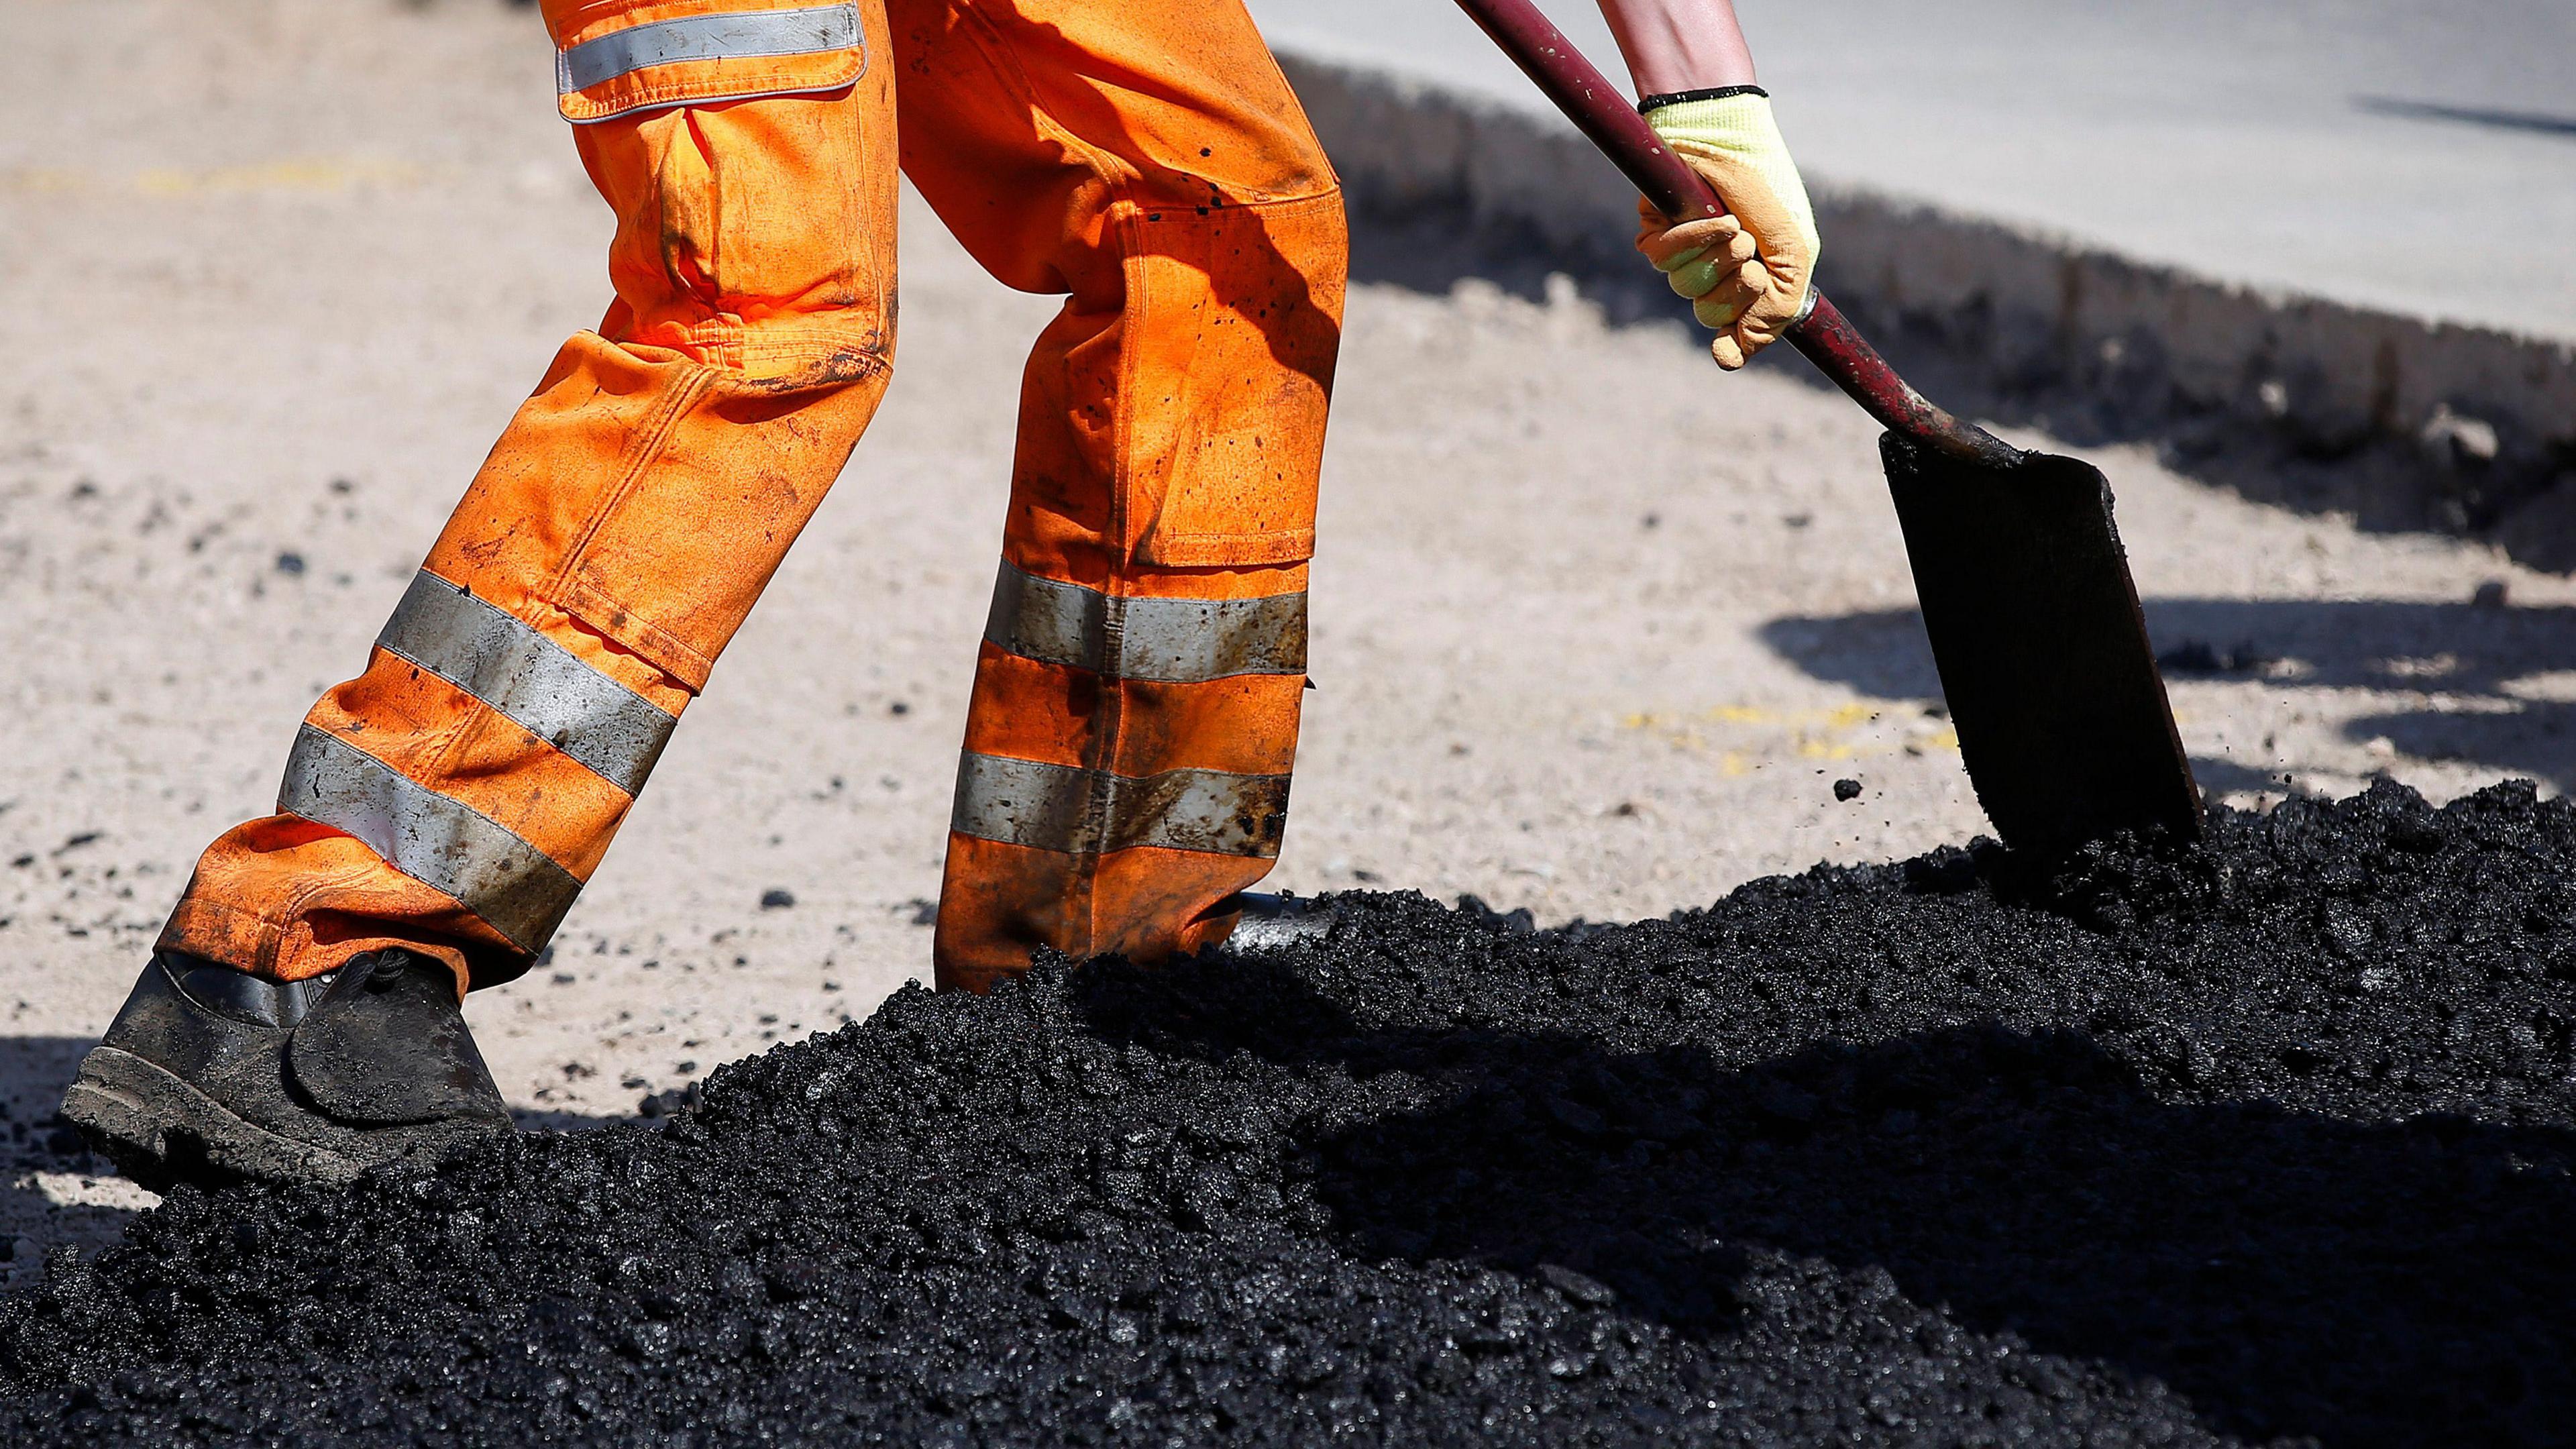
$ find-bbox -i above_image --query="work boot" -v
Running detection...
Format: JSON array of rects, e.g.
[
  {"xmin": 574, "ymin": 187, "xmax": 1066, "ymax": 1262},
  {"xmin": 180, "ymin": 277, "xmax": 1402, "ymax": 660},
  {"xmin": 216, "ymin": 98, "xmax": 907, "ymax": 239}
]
[
  {"xmin": 1214, "ymin": 892, "xmax": 1342, "ymax": 955},
  {"xmin": 61, "ymin": 949, "xmax": 513, "ymax": 1191}
]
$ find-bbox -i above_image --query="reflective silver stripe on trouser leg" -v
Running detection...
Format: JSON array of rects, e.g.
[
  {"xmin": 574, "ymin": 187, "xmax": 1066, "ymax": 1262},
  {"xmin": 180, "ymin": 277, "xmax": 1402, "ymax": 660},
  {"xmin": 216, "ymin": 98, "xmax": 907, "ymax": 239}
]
[
  {"xmin": 374, "ymin": 571, "xmax": 677, "ymax": 796},
  {"xmin": 557, "ymin": 3, "xmax": 863, "ymax": 91},
  {"xmin": 278, "ymin": 725, "xmax": 582, "ymax": 953},
  {"xmin": 984, "ymin": 561, "xmax": 1307, "ymax": 683},
  {"xmin": 949, "ymin": 753, "xmax": 1291, "ymax": 858}
]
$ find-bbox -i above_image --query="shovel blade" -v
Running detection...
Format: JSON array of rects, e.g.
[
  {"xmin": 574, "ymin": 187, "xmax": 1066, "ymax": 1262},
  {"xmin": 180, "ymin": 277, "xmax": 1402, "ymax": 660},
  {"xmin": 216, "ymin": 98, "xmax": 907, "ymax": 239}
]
[{"xmin": 1881, "ymin": 435, "xmax": 2200, "ymax": 859}]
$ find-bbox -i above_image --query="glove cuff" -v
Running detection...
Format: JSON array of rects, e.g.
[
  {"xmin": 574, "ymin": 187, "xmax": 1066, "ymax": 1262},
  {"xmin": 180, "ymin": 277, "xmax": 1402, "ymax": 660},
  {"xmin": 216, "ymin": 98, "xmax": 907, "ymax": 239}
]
[
  {"xmin": 1641, "ymin": 91, "xmax": 1818, "ymax": 263},
  {"xmin": 1635, "ymin": 83, "xmax": 1766, "ymax": 113},
  {"xmin": 1640, "ymin": 91, "xmax": 1788, "ymax": 152}
]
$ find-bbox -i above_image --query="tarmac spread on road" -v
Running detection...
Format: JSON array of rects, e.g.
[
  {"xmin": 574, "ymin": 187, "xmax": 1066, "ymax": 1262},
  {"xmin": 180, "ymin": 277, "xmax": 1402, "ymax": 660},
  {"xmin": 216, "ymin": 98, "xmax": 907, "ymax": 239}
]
[{"xmin": 3, "ymin": 781, "xmax": 2570, "ymax": 1445}]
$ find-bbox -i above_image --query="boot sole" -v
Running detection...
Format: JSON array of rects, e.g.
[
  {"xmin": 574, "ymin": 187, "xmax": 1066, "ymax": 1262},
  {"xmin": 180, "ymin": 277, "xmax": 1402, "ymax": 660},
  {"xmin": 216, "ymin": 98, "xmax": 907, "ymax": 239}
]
[{"xmin": 62, "ymin": 1044, "xmax": 367, "ymax": 1191}]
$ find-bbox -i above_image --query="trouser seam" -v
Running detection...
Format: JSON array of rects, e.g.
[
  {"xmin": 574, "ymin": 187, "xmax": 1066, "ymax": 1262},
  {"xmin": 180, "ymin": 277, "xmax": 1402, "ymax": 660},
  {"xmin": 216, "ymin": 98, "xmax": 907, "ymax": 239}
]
[
  {"xmin": 949, "ymin": 0, "xmax": 1140, "ymax": 199},
  {"xmin": 400, "ymin": 354, "xmax": 716, "ymax": 840},
  {"xmin": 943, "ymin": 0, "xmax": 1152, "ymax": 961},
  {"xmin": 178, "ymin": 863, "xmax": 373, "ymax": 975},
  {"xmin": 1072, "ymin": 203, "xmax": 1155, "ymax": 957},
  {"xmin": 548, "ymin": 358, "xmax": 722, "ymax": 596}
]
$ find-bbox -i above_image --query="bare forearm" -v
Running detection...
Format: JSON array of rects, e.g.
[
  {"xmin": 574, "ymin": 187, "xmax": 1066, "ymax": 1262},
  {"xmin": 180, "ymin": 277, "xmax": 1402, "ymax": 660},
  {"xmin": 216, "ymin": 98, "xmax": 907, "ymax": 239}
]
[{"xmin": 1594, "ymin": 0, "xmax": 1758, "ymax": 98}]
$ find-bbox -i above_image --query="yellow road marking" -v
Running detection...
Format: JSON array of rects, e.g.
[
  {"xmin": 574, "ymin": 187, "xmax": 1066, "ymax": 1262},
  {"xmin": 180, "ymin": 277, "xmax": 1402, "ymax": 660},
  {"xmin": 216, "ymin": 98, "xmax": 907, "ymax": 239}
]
[
  {"xmin": 3, "ymin": 158, "xmax": 427, "ymax": 197},
  {"xmin": 1618, "ymin": 701, "xmax": 1960, "ymax": 766}
]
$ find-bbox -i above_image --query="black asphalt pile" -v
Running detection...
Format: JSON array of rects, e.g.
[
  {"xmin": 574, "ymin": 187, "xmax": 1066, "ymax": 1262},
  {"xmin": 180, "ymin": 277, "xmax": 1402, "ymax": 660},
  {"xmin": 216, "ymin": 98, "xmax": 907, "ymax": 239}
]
[{"xmin": 7, "ymin": 780, "xmax": 2576, "ymax": 1446}]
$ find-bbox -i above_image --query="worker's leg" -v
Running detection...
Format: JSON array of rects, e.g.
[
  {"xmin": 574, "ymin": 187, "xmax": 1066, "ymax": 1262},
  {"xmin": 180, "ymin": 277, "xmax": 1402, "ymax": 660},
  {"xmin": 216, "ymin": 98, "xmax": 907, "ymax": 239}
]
[
  {"xmin": 891, "ymin": 0, "xmax": 1348, "ymax": 989},
  {"xmin": 158, "ymin": 0, "xmax": 899, "ymax": 994}
]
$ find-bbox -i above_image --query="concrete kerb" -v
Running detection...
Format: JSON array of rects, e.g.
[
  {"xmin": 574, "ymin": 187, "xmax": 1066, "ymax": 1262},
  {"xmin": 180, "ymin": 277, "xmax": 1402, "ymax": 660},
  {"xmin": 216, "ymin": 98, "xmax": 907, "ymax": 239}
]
[{"xmin": 1281, "ymin": 54, "xmax": 2576, "ymax": 564}]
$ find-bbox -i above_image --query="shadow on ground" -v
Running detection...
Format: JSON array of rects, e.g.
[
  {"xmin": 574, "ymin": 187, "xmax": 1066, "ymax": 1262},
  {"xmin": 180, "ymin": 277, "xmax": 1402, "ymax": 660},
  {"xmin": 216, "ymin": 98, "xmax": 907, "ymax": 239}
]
[
  {"xmin": 1078, "ymin": 959, "xmax": 2575, "ymax": 1448},
  {"xmin": 1345, "ymin": 210, "xmax": 2575, "ymax": 574},
  {"xmin": 2356, "ymin": 95, "xmax": 2576, "ymax": 141},
  {"xmin": 1757, "ymin": 596, "xmax": 2576, "ymax": 788},
  {"xmin": 0, "ymin": 1036, "xmax": 132, "ymax": 1271},
  {"xmin": 1, "ymin": 1032, "xmax": 628, "ymax": 1281}
]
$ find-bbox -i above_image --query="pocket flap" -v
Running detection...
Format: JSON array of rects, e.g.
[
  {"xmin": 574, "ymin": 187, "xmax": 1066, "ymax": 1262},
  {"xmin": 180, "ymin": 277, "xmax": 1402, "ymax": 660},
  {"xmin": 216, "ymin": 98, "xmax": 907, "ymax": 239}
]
[
  {"xmin": 555, "ymin": 1, "xmax": 865, "ymax": 124},
  {"xmin": 551, "ymin": 577, "xmax": 717, "ymax": 694}
]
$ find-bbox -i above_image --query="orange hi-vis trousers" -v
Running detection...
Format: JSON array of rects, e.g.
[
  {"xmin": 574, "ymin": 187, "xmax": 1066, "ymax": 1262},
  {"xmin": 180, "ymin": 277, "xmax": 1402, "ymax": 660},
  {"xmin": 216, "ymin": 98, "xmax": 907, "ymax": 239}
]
[{"xmin": 158, "ymin": 0, "xmax": 1345, "ymax": 996}]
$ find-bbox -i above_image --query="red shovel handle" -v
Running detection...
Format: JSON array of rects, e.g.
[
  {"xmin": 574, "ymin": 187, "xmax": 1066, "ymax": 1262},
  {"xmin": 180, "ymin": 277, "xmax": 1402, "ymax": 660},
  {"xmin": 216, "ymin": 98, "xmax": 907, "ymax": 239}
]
[{"xmin": 1449, "ymin": 0, "xmax": 2025, "ymax": 470}]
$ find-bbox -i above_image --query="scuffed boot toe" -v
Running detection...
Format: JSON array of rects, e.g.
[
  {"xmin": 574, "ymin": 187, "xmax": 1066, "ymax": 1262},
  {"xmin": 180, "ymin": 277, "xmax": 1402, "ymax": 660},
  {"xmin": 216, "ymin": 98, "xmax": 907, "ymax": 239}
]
[{"xmin": 62, "ymin": 950, "xmax": 511, "ymax": 1191}]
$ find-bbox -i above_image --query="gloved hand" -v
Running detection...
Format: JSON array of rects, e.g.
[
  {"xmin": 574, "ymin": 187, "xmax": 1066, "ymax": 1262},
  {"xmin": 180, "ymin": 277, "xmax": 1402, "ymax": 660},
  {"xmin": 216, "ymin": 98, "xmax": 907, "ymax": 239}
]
[{"xmin": 1633, "ymin": 87, "xmax": 1819, "ymax": 370}]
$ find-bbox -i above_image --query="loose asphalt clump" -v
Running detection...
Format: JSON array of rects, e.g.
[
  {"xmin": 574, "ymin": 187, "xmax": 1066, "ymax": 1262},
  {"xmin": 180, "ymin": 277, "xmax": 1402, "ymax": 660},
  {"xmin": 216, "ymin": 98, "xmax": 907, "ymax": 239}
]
[{"xmin": 6, "ymin": 779, "xmax": 2576, "ymax": 1446}]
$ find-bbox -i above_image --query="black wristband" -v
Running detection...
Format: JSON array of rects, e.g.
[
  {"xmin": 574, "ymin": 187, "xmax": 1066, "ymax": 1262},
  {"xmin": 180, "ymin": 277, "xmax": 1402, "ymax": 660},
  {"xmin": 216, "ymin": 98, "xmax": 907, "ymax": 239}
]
[{"xmin": 1637, "ymin": 84, "xmax": 1768, "ymax": 112}]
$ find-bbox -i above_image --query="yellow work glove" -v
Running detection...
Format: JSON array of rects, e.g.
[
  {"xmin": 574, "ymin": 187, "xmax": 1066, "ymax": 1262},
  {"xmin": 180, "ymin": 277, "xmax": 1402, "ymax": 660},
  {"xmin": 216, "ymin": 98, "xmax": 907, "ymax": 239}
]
[{"xmin": 1633, "ymin": 87, "xmax": 1819, "ymax": 370}]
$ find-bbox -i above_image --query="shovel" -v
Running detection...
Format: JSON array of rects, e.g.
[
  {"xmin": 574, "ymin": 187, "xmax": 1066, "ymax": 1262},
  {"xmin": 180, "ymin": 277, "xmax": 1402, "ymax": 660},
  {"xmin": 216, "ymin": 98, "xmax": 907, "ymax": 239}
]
[{"xmin": 1450, "ymin": 0, "xmax": 2201, "ymax": 859}]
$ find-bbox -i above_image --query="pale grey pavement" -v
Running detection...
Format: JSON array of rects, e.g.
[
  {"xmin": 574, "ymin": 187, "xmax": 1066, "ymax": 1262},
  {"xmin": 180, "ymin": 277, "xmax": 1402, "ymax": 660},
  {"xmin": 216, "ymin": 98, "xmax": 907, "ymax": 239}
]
[{"xmin": 1249, "ymin": 0, "xmax": 2576, "ymax": 341}]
